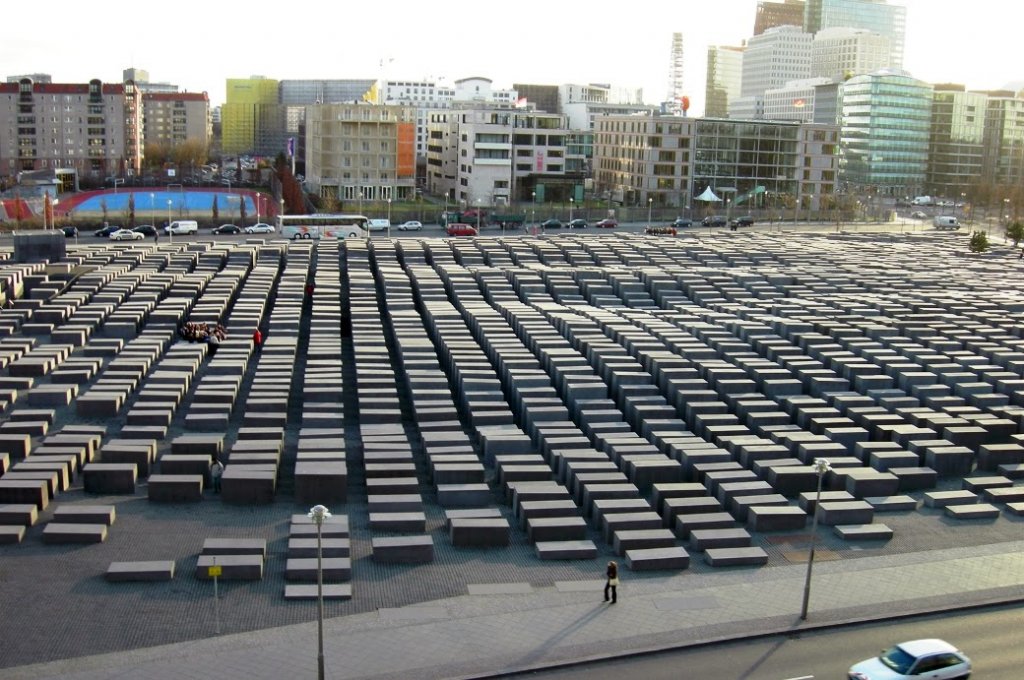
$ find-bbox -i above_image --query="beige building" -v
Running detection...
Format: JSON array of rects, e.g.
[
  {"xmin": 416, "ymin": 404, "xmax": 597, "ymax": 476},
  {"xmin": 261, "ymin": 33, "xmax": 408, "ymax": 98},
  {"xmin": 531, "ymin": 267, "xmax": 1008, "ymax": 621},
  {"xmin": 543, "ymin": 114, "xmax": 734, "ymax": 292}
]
[
  {"xmin": 0, "ymin": 77, "xmax": 142, "ymax": 183},
  {"xmin": 142, "ymin": 92, "xmax": 211, "ymax": 149},
  {"xmin": 593, "ymin": 114, "xmax": 839, "ymax": 211},
  {"xmin": 304, "ymin": 102, "xmax": 418, "ymax": 204}
]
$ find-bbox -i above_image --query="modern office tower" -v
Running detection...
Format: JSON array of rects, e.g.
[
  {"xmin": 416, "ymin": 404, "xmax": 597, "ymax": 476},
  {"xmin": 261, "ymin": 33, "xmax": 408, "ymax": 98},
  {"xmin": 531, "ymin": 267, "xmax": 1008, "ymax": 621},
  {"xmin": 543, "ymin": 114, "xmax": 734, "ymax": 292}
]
[
  {"xmin": 304, "ymin": 102, "xmax": 418, "ymax": 203},
  {"xmin": 839, "ymin": 69, "xmax": 932, "ymax": 195},
  {"xmin": 513, "ymin": 84, "xmax": 559, "ymax": 114},
  {"xmin": 926, "ymin": 84, "xmax": 987, "ymax": 198},
  {"xmin": 741, "ymin": 26, "xmax": 813, "ymax": 98},
  {"xmin": 592, "ymin": 114, "xmax": 839, "ymax": 211},
  {"xmin": 763, "ymin": 77, "xmax": 834, "ymax": 121},
  {"xmin": 0, "ymin": 76, "xmax": 142, "ymax": 184},
  {"xmin": 705, "ymin": 45, "xmax": 745, "ymax": 117},
  {"xmin": 425, "ymin": 108, "xmax": 574, "ymax": 207},
  {"xmin": 221, "ymin": 76, "xmax": 280, "ymax": 155},
  {"xmin": 280, "ymin": 79, "xmax": 376, "ymax": 106},
  {"xmin": 665, "ymin": 32, "xmax": 685, "ymax": 113},
  {"xmin": 812, "ymin": 27, "xmax": 892, "ymax": 81},
  {"xmin": 755, "ymin": 0, "xmax": 806, "ymax": 35},
  {"xmin": 141, "ymin": 92, "xmax": 211, "ymax": 150},
  {"xmin": 804, "ymin": 0, "xmax": 906, "ymax": 68},
  {"xmin": 983, "ymin": 92, "xmax": 1024, "ymax": 190}
]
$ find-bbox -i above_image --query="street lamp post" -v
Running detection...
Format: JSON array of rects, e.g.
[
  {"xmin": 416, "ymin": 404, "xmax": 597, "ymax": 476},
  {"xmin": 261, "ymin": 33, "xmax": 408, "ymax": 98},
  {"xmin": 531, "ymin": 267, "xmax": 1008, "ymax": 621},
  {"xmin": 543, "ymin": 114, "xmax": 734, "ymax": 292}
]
[
  {"xmin": 280, "ymin": 198, "xmax": 285, "ymax": 229},
  {"xmin": 476, "ymin": 199, "xmax": 482, "ymax": 234},
  {"xmin": 532, "ymin": 191, "xmax": 537, "ymax": 235},
  {"xmin": 647, "ymin": 197, "xmax": 653, "ymax": 226},
  {"xmin": 52, "ymin": 198, "xmax": 59, "ymax": 230},
  {"xmin": 167, "ymin": 200, "xmax": 173, "ymax": 244},
  {"xmin": 569, "ymin": 197, "xmax": 574, "ymax": 225},
  {"xmin": 800, "ymin": 458, "xmax": 832, "ymax": 621},
  {"xmin": 150, "ymin": 192, "xmax": 155, "ymax": 228},
  {"xmin": 308, "ymin": 504, "xmax": 331, "ymax": 680},
  {"xmin": 387, "ymin": 198, "xmax": 392, "ymax": 239}
]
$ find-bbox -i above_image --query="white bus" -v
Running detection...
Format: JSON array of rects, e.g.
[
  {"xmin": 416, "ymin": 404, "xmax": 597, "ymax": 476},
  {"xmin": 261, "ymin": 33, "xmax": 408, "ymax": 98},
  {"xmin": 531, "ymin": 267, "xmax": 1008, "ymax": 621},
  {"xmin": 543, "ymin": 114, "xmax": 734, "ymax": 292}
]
[{"xmin": 277, "ymin": 214, "xmax": 370, "ymax": 240}]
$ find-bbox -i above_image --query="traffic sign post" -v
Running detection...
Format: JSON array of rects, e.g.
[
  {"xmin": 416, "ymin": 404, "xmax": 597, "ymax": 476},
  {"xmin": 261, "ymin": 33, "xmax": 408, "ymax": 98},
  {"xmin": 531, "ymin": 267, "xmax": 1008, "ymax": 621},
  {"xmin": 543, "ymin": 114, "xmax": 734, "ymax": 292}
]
[{"xmin": 208, "ymin": 563, "xmax": 222, "ymax": 633}]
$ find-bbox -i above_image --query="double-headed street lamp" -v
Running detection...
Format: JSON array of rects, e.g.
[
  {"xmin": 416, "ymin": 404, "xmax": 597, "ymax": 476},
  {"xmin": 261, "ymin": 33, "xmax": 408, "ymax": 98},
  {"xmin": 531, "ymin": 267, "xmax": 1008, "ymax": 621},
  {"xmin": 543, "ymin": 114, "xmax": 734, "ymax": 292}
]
[
  {"xmin": 800, "ymin": 458, "xmax": 832, "ymax": 621},
  {"xmin": 308, "ymin": 504, "xmax": 331, "ymax": 680}
]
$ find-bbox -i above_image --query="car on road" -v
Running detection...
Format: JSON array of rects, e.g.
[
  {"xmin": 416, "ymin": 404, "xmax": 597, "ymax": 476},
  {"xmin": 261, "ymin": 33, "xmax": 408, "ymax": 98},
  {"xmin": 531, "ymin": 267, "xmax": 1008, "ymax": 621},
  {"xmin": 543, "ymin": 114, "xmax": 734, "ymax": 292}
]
[
  {"xmin": 702, "ymin": 215, "xmax": 728, "ymax": 227},
  {"xmin": 730, "ymin": 216, "xmax": 754, "ymax": 228},
  {"xmin": 910, "ymin": 210, "xmax": 929, "ymax": 219},
  {"xmin": 848, "ymin": 639, "xmax": 970, "ymax": 680},
  {"xmin": 567, "ymin": 218, "xmax": 588, "ymax": 229},
  {"xmin": 61, "ymin": 226, "xmax": 78, "ymax": 238},
  {"xmin": 93, "ymin": 224, "xmax": 121, "ymax": 237},
  {"xmin": 445, "ymin": 223, "xmax": 478, "ymax": 237},
  {"xmin": 594, "ymin": 218, "xmax": 618, "ymax": 229},
  {"xmin": 244, "ymin": 223, "xmax": 275, "ymax": 234},
  {"xmin": 541, "ymin": 218, "xmax": 563, "ymax": 230},
  {"xmin": 398, "ymin": 221, "xmax": 423, "ymax": 231},
  {"xmin": 672, "ymin": 218, "xmax": 693, "ymax": 229},
  {"xmin": 110, "ymin": 229, "xmax": 144, "ymax": 241},
  {"xmin": 212, "ymin": 224, "xmax": 241, "ymax": 234},
  {"xmin": 164, "ymin": 220, "xmax": 198, "ymax": 235},
  {"xmin": 133, "ymin": 225, "xmax": 158, "ymax": 236}
]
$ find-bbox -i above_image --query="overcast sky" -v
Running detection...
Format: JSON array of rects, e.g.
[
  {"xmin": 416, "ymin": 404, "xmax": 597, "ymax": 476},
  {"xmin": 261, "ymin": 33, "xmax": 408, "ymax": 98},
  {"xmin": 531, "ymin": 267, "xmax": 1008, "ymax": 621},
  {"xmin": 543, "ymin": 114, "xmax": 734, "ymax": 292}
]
[{"xmin": 2, "ymin": 0, "xmax": 1020, "ymax": 113}]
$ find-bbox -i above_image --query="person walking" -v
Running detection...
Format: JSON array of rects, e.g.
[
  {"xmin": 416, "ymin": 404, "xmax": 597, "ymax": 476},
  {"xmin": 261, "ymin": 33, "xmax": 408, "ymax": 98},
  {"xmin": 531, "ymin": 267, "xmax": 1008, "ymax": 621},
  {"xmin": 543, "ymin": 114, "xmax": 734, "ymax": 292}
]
[
  {"xmin": 604, "ymin": 560, "xmax": 619, "ymax": 604},
  {"xmin": 210, "ymin": 458, "xmax": 224, "ymax": 494},
  {"xmin": 252, "ymin": 327, "xmax": 263, "ymax": 351}
]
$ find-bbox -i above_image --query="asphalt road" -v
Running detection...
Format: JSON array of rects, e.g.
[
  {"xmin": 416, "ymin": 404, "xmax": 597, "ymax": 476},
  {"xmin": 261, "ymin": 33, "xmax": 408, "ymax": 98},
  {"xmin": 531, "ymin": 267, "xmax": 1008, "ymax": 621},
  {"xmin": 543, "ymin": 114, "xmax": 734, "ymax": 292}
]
[{"xmin": 520, "ymin": 605, "xmax": 1022, "ymax": 679}]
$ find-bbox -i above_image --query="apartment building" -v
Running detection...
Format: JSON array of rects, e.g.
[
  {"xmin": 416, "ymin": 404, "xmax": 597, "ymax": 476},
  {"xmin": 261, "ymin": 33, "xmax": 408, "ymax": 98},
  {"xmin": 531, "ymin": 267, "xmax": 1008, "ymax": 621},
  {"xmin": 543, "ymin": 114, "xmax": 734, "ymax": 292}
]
[
  {"xmin": 141, "ymin": 92, "xmax": 211, "ymax": 149},
  {"xmin": 0, "ymin": 76, "xmax": 142, "ymax": 185}
]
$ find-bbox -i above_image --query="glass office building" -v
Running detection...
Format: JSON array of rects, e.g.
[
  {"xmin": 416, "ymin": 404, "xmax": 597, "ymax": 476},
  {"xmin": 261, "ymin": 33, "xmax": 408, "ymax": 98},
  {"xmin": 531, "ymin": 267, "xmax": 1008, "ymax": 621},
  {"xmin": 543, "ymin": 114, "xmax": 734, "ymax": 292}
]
[
  {"xmin": 927, "ymin": 85, "xmax": 987, "ymax": 197},
  {"xmin": 804, "ymin": 0, "xmax": 906, "ymax": 67},
  {"xmin": 839, "ymin": 69, "xmax": 932, "ymax": 195}
]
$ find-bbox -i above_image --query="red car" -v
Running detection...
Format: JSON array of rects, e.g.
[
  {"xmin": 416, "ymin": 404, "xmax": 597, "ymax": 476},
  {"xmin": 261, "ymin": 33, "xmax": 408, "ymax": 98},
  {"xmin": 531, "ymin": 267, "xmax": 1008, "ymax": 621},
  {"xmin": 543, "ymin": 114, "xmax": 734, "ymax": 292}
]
[
  {"xmin": 446, "ymin": 223, "xmax": 478, "ymax": 236},
  {"xmin": 595, "ymin": 218, "xmax": 618, "ymax": 228}
]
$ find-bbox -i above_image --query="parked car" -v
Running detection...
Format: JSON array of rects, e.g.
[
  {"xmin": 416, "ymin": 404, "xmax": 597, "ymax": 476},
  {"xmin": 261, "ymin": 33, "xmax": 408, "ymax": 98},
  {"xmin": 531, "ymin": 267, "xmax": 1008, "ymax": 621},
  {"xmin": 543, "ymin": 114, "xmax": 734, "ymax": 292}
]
[
  {"xmin": 164, "ymin": 220, "xmax": 198, "ymax": 235},
  {"xmin": 398, "ymin": 221, "xmax": 423, "ymax": 231},
  {"xmin": 94, "ymin": 224, "xmax": 121, "ymax": 237},
  {"xmin": 244, "ymin": 223, "xmax": 275, "ymax": 234},
  {"xmin": 566, "ymin": 218, "xmax": 588, "ymax": 229},
  {"xmin": 672, "ymin": 218, "xmax": 693, "ymax": 229},
  {"xmin": 110, "ymin": 229, "xmax": 144, "ymax": 241},
  {"xmin": 730, "ymin": 216, "xmax": 754, "ymax": 228},
  {"xmin": 848, "ymin": 639, "xmax": 970, "ymax": 680},
  {"xmin": 910, "ymin": 210, "xmax": 929, "ymax": 219},
  {"xmin": 445, "ymin": 223, "xmax": 478, "ymax": 237},
  {"xmin": 212, "ymin": 224, "xmax": 241, "ymax": 234},
  {"xmin": 133, "ymin": 224, "xmax": 158, "ymax": 236},
  {"xmin": 702, "ymin": 215, "xmax": 728, "ymax": 227},
  {"xmin": 594, "ymin": 218, "xmax": 618, "ymax": 229},
  {"xmin": 61, "ymin": 226, "xmax": 78, "ymax": 238},
  {"xmin": 541, "ymin": 218, "xmax": 563, "ymax": 230}
]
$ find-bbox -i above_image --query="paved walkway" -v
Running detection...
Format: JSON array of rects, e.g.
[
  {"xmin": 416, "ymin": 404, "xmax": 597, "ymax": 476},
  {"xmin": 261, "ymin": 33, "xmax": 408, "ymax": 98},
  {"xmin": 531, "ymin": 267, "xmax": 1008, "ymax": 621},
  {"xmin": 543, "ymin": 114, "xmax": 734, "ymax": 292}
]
[{"xmin": 3, "ymin": 540, "xmax": 1022, "ymax": 680}]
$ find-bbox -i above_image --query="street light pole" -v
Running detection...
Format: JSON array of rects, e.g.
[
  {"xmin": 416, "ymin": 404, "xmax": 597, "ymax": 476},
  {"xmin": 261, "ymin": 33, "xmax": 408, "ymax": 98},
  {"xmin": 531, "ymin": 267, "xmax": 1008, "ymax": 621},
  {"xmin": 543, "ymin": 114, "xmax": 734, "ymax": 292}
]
[
  {"xmin": 569, "ymin": 197, "xmax": 574, "ymax": 225},
  {"xmin": 387, "ymin": 198, "xmax": 392, "ymax": 239},
  {"xmin": 167, "ymin": 199, "xmax": 173, "ymax": 244},
  {"xmin": 532, "ymin": 191, "xmax": 537, "ymax": 236},
  {"xmin": 647, "ymin": 197, "xmax": 653, "ymax": 226},
  {"xmin": 800, "ymin": 458, "xmax": 832, "ymax": 621},
  {"xmin": 308, "ymin": 504, "xmax": 331, "ymax": 680}
]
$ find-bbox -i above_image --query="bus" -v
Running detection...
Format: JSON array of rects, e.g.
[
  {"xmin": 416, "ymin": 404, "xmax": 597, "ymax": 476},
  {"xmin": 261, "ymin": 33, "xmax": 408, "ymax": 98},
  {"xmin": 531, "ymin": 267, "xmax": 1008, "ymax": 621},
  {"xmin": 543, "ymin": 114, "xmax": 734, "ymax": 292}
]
[{"xmin": 276, "ymin": 214, "xmax": 370, "ymax": 240}]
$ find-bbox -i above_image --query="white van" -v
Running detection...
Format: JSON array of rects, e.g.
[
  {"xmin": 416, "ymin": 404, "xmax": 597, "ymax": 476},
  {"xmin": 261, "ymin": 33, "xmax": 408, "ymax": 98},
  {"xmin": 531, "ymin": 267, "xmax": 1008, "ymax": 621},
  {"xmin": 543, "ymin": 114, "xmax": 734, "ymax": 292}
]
[
  {"xmin": 165, "ymin": 220, "xmax": 198, "ymax": 235},
  {"xmin": 368, "ymin": 219, "xmax": 390, "ymax": 232},
  {"xmin": 933, "ymin": 216, "xmax": 960, "ymax": 230}
]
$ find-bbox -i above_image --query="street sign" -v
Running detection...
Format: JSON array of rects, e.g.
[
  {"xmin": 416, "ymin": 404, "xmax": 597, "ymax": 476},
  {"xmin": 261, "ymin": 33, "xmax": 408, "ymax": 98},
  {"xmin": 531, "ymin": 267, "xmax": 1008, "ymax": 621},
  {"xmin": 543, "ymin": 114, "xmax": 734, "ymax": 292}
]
[{"xmin": 208, "ymin": 565, "xmax": 222, "ymax": 578}]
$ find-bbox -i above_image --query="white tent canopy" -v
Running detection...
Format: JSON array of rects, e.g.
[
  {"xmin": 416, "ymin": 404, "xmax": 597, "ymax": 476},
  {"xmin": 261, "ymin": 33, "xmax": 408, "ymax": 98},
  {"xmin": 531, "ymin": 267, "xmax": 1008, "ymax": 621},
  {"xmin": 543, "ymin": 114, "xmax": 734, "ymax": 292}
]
[{"xmin": 695, "ymin": 186, "xmax": 722, "ymax": 202}]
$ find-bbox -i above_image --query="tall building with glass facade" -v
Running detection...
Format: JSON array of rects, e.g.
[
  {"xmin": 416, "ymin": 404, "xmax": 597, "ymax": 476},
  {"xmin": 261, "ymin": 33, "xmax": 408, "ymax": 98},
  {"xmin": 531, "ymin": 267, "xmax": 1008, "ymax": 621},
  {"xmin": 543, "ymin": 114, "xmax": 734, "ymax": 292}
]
[
  {"xmin": 839, "ymin": 69, "xmax": 932, "ymax": 195},
  {"xmin": 705, "ymin": 46, "xmax": 745, "ymax": 117},
  {"xmin": 221, "ymin": 76, "xmax": 279, "ymax": 155},
  {"xmin": 755, "ymin": 0, "xmax": 806, "ymax": 35},
  {"xmin": 804, "ymin": 0, "xmax": 906, "ymax": 67},
  {"xmin": 926, "ymin": 84, "xmax": 987, "ymax": 198},
  {"xmin": 983, "ymin": 93, "xmax": 1024, "ymax": 190}
]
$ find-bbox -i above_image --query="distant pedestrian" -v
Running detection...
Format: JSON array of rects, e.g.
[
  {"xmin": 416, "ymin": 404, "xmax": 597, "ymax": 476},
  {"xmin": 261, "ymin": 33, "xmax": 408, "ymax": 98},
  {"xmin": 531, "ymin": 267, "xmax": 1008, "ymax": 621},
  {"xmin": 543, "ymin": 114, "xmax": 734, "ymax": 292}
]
[
  {"xmin": 604, "ymin": 560, "xmax": 619, "ymax": 604},
  {"xmin": 207, "ymin": 332, "xmax": 220, "ymax": 358},
  {"xmin": 305, "ymin": 282, "xmax": 314, "ymax": 298},
  {"xmin": 253, "ymin": 327, "xmax": 263, "ymax": 350},
  {"xmin": 1019, "ymin": 248, "xmax": 1022, "ymax": 260},
  {"xmin": 154, "ymin": 230, "xmax": 159, "ymax": 244},
  {"xmin": 210, "ymin": 458, "xmax": 224, "ymax": 493}
]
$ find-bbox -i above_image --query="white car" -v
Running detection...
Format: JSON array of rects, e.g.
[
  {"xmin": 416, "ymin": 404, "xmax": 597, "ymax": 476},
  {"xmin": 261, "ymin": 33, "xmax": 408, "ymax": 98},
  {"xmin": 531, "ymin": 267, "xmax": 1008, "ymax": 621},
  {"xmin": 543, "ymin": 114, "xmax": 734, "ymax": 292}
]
[
  {"xmin": 398, "ymin": 221, "xmax": 423, "ymax": 231},
  {"xmin": 244, "ymin": 223, "xmax": 275, "ymax": 234},
  {"xmin": 848, "ymin": 639, "xmax": 971, "ymax": 680},
  {"xmin": 109, "ymin": 229, "xmax": 144, "ymax": 241}
]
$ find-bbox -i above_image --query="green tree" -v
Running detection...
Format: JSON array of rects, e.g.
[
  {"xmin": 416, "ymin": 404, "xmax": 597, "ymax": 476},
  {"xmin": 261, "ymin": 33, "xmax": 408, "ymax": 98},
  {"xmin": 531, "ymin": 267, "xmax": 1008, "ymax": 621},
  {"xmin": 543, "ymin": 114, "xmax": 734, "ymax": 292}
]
[
  {"xmin": 211, "ymin": 195, "xmax": 219, "ymax": 222},
  {"xmin": 1006, "ymin": 221, "xmax": 1024, "ymax": 246},
  {"xmin": 126, "ymin": 192, "xmax": 136, "ymax": 228},
  {"xmin": 969, "ymin": 231, "xmax": 989, "ymax": 253},
  {"xmin": 100, "ymin": 198, "xmax": 109, "ymax": 224},
  {"xmin": 239, "ymin": 194, "xmax": 248, "ymax": 226}
]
